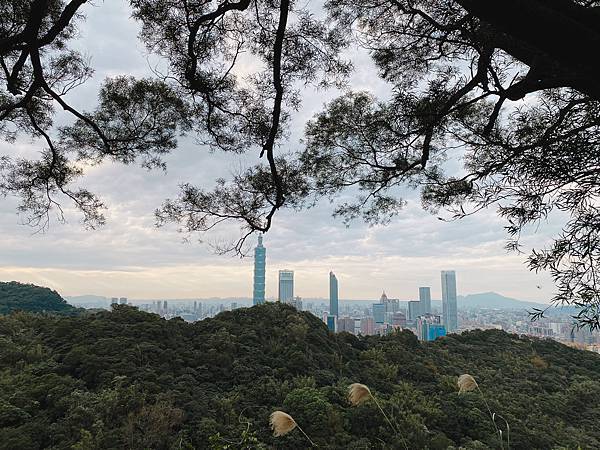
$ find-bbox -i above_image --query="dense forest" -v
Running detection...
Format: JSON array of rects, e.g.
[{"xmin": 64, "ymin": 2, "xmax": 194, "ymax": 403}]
[
  {"xmin": 1, "ymin": 299, "xmax": 600, "ymax": 449},
  {"xmin": 0, "ymin": 282, "xmax": 78, "ymax": 315}
]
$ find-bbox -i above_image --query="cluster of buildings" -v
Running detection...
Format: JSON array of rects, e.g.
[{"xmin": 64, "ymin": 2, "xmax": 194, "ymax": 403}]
[
  {"xmin": 323, "ymin": 273, "xmax": 457, "ymax": 342},
  {"xmin": 458, "ymin": 306, "xmax": 600, "ymax": 352},
  {"xmin": 251, "ymin": 236, "xmax": 458, "ymax": 342},
  {"xmin": 101, "ymin": 236, "xmax": 600, "ymax": 353},
  {"xmin": 253, "ymin": 235, "xmax": 303, "ymax": 310},
  {"xmin": 143, "ymin": 299, "xmax": 234, "ymax": 321}
]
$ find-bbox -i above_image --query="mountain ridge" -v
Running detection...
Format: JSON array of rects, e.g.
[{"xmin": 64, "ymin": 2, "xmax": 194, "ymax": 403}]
[{"xmin": 457, "ymin": 291, "xmax": 549, "ymax": 309}]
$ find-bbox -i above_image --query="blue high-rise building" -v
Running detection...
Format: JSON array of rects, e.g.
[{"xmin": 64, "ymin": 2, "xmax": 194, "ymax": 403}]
[
  {"xmin": 253, "ymin": 235, "xmax": 266, "ymax": 305},
  {"xmin": 326, "ymin": 314, "xmax": 336, "ymax": 332},
  {"xmin": 441, "ymin": 271, "xmax": 458, "ymax": 332},
  {"xmin": 329, "ymin": 271, "xmax": 339, "ymax": 317},
  {"xmin": 372, "ymin": 303, "xmax": 386, "ymax": 324}
]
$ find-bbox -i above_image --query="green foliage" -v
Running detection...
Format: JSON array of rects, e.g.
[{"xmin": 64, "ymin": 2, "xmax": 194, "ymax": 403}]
[
  {"xmin": 1, "ymin": 302, "xmax": 600, "ymax": 449},
  {"xmin": 0, "ymin": 281, "xmax": 78, "ymax": 315}
]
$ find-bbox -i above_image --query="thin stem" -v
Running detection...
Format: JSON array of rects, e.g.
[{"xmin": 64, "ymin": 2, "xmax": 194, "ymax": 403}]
[
  {"xmin": 477, "ymin": 386, "xmax": 504, "ymax": 450},
  {"xmin": 371, "ymin": 395, "xmax": 409, "ymax": 450},
  {"xmin": 295, "ymin": 423, "xmax": 317, "ymax": 447},
  {"xmin": 495, "ymin": 413, "xmax": 511, "ymax": 450}
]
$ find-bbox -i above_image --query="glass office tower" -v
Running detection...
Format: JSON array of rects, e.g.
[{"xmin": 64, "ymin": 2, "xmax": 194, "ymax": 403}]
[{"xmin": 441, "ymin": 271, "xmax": 458, "ymax": 332}]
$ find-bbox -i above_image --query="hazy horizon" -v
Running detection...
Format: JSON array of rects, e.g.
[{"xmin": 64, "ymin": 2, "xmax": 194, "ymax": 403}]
[{"xmin": 63, "ymin": 290, "xmax": 549, "ymax": 306}]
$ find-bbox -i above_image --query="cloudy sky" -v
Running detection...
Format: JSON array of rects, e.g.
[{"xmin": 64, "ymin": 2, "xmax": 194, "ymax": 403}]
[{"xmin": 0, "ymin": 1, "xmax": 560, "ymax": 302}]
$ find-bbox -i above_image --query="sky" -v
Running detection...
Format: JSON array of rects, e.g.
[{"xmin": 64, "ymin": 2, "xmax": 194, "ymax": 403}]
[{"xmin": 0, "ymin": 1, "xmax": 560, "ymax": 303}]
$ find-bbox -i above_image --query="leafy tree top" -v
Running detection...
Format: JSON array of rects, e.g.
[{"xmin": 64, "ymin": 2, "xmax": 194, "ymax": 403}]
[{"xmin": 0, "ymin": 280, "xmax": 76, "ymax": 314}]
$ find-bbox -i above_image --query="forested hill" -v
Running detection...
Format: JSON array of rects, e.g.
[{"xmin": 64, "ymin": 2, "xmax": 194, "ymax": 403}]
[
  {"xmin": 0, "ymin": 281, "xmax": 77, "ymax": 315},
  {"xmin": 1, "ymin": 303, "xmax": 600, "ymax": 449}
]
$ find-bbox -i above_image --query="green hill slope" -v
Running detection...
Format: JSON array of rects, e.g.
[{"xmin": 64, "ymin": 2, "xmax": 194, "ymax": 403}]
[
  {"xmin": 1, "ymin": 302, "xmax": 599, "ymax": 449},
  {"xmin": 0, "ymin": 281, "xmax": 77, "ymax": 315}
]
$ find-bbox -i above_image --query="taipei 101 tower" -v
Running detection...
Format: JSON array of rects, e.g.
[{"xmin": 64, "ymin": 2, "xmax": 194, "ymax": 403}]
[{"xmin": 253, "ymin": 235, "xmax": 266, "ymax": 305}]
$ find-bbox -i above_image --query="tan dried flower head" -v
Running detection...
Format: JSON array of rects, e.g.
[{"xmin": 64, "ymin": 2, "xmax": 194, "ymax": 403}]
[
  {"xmin": 348, "ymin": 383, "xmax": 372, "ymax": 406},
  {"xmin": 270, "ymin": 411, "xmax": 297, "ymax": 437},
  {"xmin": 458, "ymin": 374, "xmax": 479, "ymax": 394}
]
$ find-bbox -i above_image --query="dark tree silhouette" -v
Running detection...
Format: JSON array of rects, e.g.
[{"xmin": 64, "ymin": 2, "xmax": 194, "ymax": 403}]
[{"xmin": 1, "ymin": 0, "xmax": 599, "ymax": 326}]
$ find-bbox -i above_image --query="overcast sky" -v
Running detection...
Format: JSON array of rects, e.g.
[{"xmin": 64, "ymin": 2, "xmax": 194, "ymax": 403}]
[{"xmin": 0, "ymin": 1, "xmax": 559, "ymax": 302}]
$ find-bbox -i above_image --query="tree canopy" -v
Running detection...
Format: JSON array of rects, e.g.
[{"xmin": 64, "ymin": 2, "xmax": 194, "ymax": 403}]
[
  {"xmin": 0, "ymin": 280, "xmax": 77, "ymax": 315},
  {"xmin": 1, "ymin": 0, "xmax": 599, "ymax": 326},
  {"xmin": 1, "ymin": 301, "xmax": 600, "ymax": 448}
]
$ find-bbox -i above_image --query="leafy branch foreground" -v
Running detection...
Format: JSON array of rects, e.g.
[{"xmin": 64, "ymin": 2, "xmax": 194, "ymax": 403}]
[{"xmin": 1, "ymin": 303, "xmax": 600, "ymax": 449}]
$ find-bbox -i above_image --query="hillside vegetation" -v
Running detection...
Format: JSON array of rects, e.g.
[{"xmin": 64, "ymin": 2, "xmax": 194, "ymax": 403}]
[
  {"xmin": 1, "ymin": 302, "xmax": 599, "ymax": 449},
  {"xmin": 0, "ymin": 281, "xmax": 77, "ymax": 315}
]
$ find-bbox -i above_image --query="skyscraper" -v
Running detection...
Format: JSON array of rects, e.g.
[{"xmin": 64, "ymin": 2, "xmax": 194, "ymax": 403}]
[
  {"xmin": 441, "ymin": 271, "xmax": 458, "ymax": 332},
  {"xmin": 253, "ymin": 235, "xmax": 266, "ymax": 305},
  {"xmin": 372, "ymin": 303, "xmax": 386, "ymax": 324},
  {"xmin": 408, "ymin": 300, "xmax": 423, "ymax": 321},
  {"xmin": 419, "ymin": 287, "xmax": 432, "ymax": 314},
  {"xmin": 329, "ymin": 271, "xmax": 339, "ymax": 317},
  {"xmin": 278, "ymin": 270, "xmax": 294, "ymax": 302}
]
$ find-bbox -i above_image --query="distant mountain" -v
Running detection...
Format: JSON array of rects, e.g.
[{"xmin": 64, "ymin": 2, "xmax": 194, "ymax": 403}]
[
  {"xmin": 0, "ymin": 281, "xmax": 79, "ymax": 315},
  {"xmin": 458, "ymin": 291, "xmax": 548, "ymax": 309},
  {"xmin": 65, "ymin": 294, "xmax": 109, "ymax": 304}
]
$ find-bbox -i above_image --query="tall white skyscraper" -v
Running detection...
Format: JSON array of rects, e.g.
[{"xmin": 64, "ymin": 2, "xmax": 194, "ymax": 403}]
[
  {"xmin": 441, "ymin": 271, "xmax": 458, "ymax": 332},
  {"xmin": 278, "ymin": 270, "xmax": 294, "ymax": 302}
]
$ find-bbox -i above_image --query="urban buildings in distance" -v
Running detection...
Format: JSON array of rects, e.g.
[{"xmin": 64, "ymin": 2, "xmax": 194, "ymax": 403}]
[
  {"xmin": 247, "ymin": 236, "xmax": 459, "ymax": 343},
  {"xmin": 320, "ymin": 273, "xmax": 459, "ymax": 342},
  {"xmin": 416, "ymin": 315, "xmax": 447, "ymax": 341}
]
